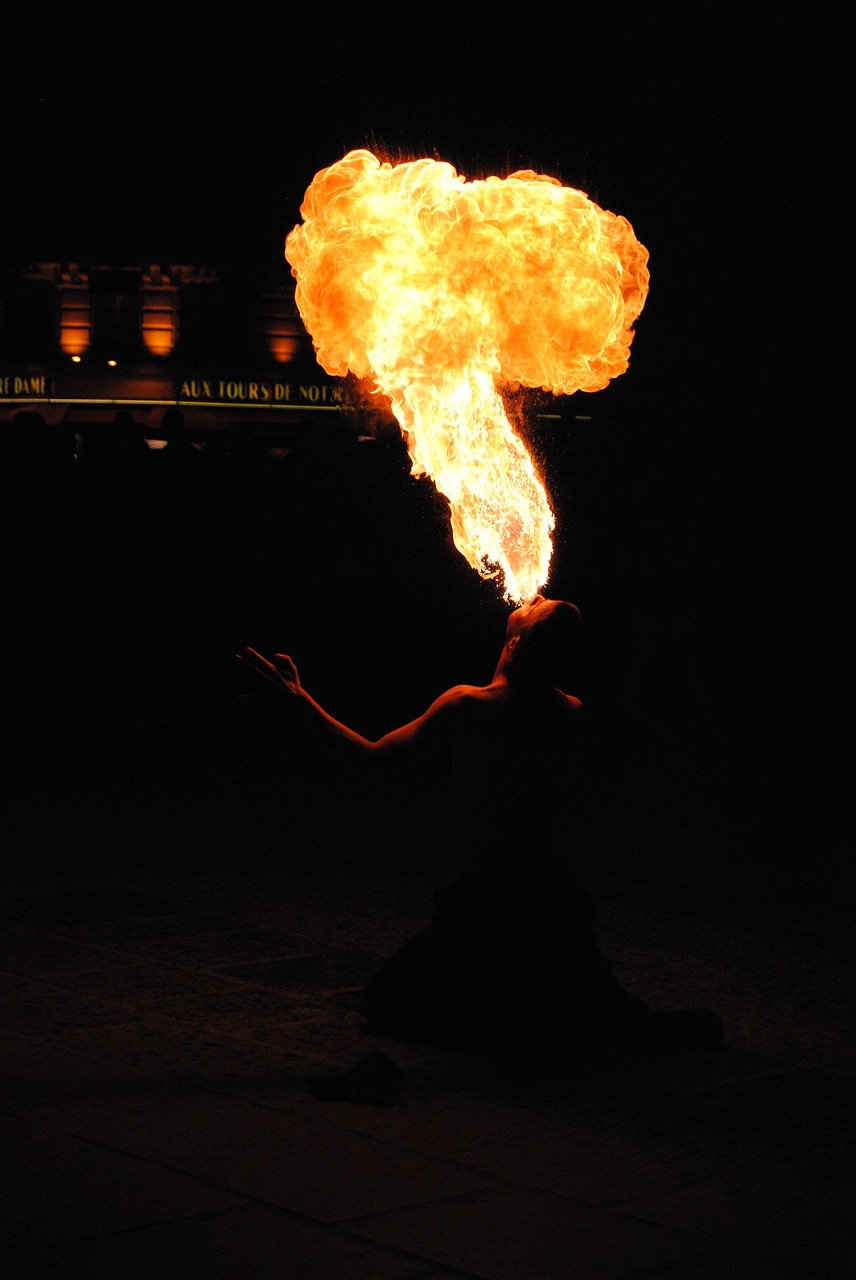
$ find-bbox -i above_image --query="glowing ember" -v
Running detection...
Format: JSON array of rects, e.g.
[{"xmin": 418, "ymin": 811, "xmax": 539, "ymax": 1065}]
[{"xmin": 285, "ymin": 149, "xmax": 650, "ymax": 601}]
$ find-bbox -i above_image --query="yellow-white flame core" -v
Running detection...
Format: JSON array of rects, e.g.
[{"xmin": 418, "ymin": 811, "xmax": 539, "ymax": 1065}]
[{"xmin": 285, "ymin": 150, "xmax": 649, "ymax": 601}]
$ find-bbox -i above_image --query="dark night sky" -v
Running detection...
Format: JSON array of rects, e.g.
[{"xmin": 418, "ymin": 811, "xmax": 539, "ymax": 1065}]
[
  {"xmin": 2, "ymin": 11, "xmax": 848, "ymax": 850},
  {"xmin": 3, "ymin": 10, "xmax": 838, "ymax": 416}
]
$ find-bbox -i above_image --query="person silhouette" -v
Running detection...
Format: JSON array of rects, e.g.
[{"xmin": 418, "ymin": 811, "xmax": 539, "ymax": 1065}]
[
  {"xmin": 76, "ymin": 409, "xmax": 151, "ymax": 486},
  {"xmin": 157, "ymin": 407, "xmax": 200, "ymax": 475},
  {"xmin": 239, "ymin": 597, "xmax": 723, "ymax": 1062}
]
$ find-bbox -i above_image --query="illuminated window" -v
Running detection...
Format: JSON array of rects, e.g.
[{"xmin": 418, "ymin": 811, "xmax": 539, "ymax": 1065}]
[
  {"xmin": 141, "ymin": 266, "xmax": 178, "ymax": 357},
  {"xmin": 58, "ymin": 265, "xmax": 91, "ymax": 357},
  {"xmin": 260, "ymin": 275, "xmax": 309, "ymax": 364}
]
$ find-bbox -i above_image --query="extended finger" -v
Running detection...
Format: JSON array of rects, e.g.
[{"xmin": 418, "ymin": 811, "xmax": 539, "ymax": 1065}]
[{"xmin": 239, "ymin": 648, "xmax": 283, "ymax": 687}]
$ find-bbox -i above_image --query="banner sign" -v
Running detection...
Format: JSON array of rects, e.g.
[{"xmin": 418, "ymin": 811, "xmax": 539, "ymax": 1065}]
[
  {"xmin": 0, "ymin": 374, "xmax": 51, "ymax": 398},
  {"xmin": 0, "ymin": 369, "xmax": 344, "ymax": 410},
  {"xmin": 178, "ymin": 376, "xmax": 343, "ymax": 407}
]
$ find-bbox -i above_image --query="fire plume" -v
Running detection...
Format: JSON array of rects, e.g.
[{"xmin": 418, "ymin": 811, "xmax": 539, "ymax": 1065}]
[{"xmin": 285, "ymin": 149, "xmax": 649, "ymax": 601}]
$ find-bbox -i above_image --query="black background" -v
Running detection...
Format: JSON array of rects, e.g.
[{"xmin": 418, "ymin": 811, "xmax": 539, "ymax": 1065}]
[{"xmin": 2, "ymin": 11, "xmax": 849, "ymax": 878}]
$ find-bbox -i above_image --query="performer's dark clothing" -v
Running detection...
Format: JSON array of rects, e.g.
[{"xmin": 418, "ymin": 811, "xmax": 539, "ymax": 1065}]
[
  {"xmin": 360, "ymin": 862, "xmax": 646, "ymax": 1055},
  {"xmin": 360, "ymin": 682, "xmax": 649, "ymax": 1055}
]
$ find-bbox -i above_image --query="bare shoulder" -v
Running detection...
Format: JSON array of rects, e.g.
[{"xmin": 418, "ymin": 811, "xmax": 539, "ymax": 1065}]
[{"xmin": 428, "ymin": 683, "xmax": 486, "ymax": 713}]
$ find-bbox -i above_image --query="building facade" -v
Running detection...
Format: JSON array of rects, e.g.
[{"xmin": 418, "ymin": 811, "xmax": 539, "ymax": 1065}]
[{"xmin": 0, "ymin": 262, "xmax": 359, "ymax": 450}]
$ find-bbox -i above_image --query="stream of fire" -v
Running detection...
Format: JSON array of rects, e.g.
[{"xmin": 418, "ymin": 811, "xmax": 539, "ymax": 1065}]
[{"xmin": 285, "ymin": 150, "xmax": 650, "ymax": 602}]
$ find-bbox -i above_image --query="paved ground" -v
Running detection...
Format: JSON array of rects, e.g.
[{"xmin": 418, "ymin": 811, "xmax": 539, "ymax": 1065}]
[{"xmin": 2, "ymin": 786, "xmax": 853, "ymax": 1279}]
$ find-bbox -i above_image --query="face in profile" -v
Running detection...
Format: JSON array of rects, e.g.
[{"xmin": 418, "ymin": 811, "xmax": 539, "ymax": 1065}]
[
  {"xmin": 504, "ymin": 595, "xmax": 541, "ymax": 638},
  {"xmin": 505, "ymin": 597, "xmax": 584, "ymax": 689}
]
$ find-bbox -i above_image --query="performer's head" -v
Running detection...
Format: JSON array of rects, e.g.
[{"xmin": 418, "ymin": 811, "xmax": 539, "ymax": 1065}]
[{"xmin": 502, "ymin": 596, "xmax": 585, "ymax": 690}]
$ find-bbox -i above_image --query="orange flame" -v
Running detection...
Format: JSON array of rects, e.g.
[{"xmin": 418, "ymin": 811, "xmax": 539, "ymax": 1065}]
[{"xmin": 285, "ymin": 150, "xmax": 650, "ymax": 601}]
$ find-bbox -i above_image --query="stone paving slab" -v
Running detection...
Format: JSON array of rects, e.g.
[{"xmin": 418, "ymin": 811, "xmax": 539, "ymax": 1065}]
[
  {"xmin": 0, "ymin": 972, "xmax": 140, "ymax": 1037},
  {"xmin": 0, "ymin": 925, "xmax": 132, "ymax": 979},
  {"xmin": 342, "ymin": 1183, "xmax": 705, "ymax": 1280},
  {"xmin": 24, "ymin": 962, "xmax": 306, "ymax": 1034},
  {"xmin": 0, "ymin": 1118, "xmax": 247, "ymax": 1249},
  {"xmin": 101, "ymin": 925, "xmax": 319, "ymax": 971},
  {"xmin": 0, "ymin": 1242, "xmax": 84, "ymax": 1279},
  {"xmin": 447, "ymin": 1125, "xmax": 708, "ymax": 1207},
  {"xmin": 8, "ymin": 1079, "xmax": 323, "ymax": 1166},
  {"xmin": 1, "ymin": 1016, "xmax": 329, "ymax": 1096},
  {"xmin": 1, "ymin": 844, "xmax": 853, "ymax": 1279},
  {"xmin": 37, "ymin": 1205, "xmax": 457, "ymax": 1280},
  {"xmin": 0, "ymin": 1027, "xmax": 148, "ymax": 1111},
  {"xmin": 169, "ymin": 1114, "xmax": 507, "ymax": 1224},
  {"xmin": 620, "ymin": 1172, "xmax": 856, "ymax": 1277}
]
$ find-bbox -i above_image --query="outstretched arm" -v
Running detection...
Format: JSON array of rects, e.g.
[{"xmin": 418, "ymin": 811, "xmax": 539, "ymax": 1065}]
[{"xmin": 237, "ymin": 648, "xmax": 463, "ymax": 760}]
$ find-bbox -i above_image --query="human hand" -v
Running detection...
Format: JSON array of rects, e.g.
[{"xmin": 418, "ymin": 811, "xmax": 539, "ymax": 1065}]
[{"xmin": 237, "ymin": 647, "xmax": 302, "ymax": 699}]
